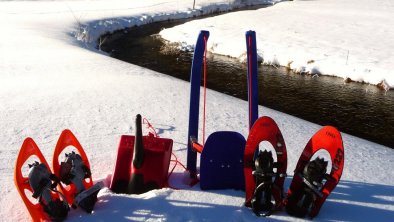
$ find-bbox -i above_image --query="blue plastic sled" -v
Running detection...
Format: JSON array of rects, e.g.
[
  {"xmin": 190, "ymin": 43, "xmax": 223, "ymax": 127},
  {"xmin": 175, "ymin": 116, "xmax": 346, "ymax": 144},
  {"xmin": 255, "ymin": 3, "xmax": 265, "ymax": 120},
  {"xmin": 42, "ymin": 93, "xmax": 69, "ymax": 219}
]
[{"xmin": 187, "ymin": 30, "xmax": 258, "ymax": 190}]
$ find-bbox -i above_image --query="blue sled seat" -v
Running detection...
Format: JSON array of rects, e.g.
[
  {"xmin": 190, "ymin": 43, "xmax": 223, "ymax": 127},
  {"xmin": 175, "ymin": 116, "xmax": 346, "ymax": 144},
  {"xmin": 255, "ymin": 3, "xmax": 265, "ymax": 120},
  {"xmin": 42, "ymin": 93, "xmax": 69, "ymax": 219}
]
[{"xmin": 200, "ymin": 131, "xmax": 246, "ymax": 190}]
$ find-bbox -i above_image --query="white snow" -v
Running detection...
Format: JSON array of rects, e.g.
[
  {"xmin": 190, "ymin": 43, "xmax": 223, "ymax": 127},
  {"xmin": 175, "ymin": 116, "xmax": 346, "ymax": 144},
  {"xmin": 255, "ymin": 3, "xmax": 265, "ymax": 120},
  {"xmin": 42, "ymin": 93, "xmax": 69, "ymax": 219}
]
[
  {"xmin": 0, "ymin": 0, "xmax": 393, "ymax": 221},
  {"xmin": 160, "ymin": 0, "xmax": 394, "ymax": 89}
]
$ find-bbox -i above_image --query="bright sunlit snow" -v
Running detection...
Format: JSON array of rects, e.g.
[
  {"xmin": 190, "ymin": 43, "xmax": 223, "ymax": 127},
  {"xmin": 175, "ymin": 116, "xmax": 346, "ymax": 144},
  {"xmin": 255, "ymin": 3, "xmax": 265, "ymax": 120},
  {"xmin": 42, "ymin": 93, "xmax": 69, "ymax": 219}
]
[
  {"xmin": 0, "ymin": 0, "xmax": 393, "ymax": 221},
  {"xmin": 160, "ymin": 0, "xmax": 394, "ymax": 89}
]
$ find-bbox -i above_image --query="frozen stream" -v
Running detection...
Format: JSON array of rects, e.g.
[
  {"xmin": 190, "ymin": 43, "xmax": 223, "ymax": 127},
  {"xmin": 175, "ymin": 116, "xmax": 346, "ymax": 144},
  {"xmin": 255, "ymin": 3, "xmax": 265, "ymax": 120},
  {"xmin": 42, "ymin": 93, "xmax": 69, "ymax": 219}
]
[{"xmin": 100, "ymin": 18, "xmax": 394, "ymax": 149}]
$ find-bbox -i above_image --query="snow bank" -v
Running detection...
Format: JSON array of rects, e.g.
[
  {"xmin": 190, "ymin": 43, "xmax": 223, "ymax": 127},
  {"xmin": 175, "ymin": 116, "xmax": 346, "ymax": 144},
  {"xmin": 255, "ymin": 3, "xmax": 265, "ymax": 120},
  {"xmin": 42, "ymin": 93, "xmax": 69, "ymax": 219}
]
[
  {"xmin": 159, "ymin": 0, "xmax": 394, "ymax": 89},
  {"xmin": 79, "ymin": 1, "xmax": 284, "ymax": 50}
]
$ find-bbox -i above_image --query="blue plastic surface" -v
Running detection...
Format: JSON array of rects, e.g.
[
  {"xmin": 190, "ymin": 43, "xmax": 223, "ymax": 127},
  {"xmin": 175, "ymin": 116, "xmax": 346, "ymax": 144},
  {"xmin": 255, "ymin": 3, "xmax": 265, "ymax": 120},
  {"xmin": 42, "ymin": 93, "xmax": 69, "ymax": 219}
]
[
  {"xmin": 186, "ymin": 31, "xmax": 259, "ymax": 189},
  {"xmin": 187, "ymin": 31, "xmax": 210, "ymax": 176},
  {"xmin": 246, "ymin": 30, "xmax": 258, "ymax": 130},
  {"xmin": 200, "ymin": 131, "xmax": 246, "ymax": 190}
]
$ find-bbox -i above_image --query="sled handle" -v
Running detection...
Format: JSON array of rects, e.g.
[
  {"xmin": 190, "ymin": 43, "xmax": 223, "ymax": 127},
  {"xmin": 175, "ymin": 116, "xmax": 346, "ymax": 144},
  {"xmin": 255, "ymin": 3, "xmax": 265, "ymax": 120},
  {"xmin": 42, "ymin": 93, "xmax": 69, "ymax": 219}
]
[{"xmin": 133, "ymin": 114, "xmax": 144, "ymax": 169}]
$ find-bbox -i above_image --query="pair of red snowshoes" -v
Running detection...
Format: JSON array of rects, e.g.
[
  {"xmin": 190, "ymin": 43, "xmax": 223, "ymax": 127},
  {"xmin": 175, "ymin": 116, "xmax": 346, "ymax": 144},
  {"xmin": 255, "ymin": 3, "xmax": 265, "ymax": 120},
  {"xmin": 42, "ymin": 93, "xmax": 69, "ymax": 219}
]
[
  {"xmin": 244, "ymin": 116, "xmax": 345, "ymax": 218},
  {"xmin": 110, "ymin": 114, "xmax": 173, "ymax": 195},
  {"xmin": 14, "ymin": 130, "xmax": 103, "ymax": 221}
]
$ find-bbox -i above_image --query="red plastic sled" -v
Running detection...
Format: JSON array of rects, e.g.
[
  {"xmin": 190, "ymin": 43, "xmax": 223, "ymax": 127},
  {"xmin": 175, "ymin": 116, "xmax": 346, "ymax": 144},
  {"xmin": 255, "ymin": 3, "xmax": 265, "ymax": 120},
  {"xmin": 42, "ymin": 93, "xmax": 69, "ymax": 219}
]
[
  {"xmin": 286, "ymin": 126, "xmax": 344, "ymax": 217},
  {"xmin": 14, "ymin": 138, "xmax": 63, "ymax": 222},
  {"xmin": 52, "ymin": 129, "xmax": 93, "ymax": 205},
  {"xmin": 244, "ymin": 116, "xmax": 287, "ymax": 208}
]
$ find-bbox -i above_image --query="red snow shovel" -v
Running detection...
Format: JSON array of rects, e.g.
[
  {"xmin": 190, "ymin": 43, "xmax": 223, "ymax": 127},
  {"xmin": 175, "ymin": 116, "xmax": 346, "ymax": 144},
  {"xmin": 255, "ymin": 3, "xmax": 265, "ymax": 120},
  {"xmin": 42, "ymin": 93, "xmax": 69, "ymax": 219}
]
[{"xmin": 110, "ymin": 114, "xmax": 173, "ymax": 194}]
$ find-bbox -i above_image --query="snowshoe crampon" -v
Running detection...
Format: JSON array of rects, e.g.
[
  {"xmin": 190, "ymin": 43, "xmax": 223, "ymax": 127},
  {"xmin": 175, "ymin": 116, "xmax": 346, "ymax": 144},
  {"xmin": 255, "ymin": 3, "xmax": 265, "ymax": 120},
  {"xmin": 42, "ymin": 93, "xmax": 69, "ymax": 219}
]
[
  {"xmin": 52, "ymin": 129, "xmax": 103, "ymax": 213},
  {"xmin": 251, "ymin": 150, "xmax": 276, "ymax": 216},
  {"xmin": 286, "ymin": 157, "xmax": 328, "ymax": 217},
  {"xmin": 14, "ymin": 138, "xmax": 69, "ymax": 222},
  {"xmin": 244, "ymin": 116, "xmax": 287, "ymax": 216},
  {"xmin": 285, "ymin": 126, "xmax": 345, "ymax": 218}
]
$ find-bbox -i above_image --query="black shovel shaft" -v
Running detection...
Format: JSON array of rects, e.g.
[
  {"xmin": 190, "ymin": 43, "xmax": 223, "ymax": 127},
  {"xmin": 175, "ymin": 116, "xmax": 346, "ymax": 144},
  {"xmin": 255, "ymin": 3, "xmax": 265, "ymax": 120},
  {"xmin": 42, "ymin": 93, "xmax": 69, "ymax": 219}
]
[{"xmin": 133, "ymin": 114, "xmax": 144, "ymax": 169}]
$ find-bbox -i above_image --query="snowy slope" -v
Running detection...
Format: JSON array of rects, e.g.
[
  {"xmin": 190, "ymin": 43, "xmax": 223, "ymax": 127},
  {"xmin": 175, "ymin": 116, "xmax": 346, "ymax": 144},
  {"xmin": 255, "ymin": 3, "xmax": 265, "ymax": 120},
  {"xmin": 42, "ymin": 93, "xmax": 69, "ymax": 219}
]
[{"xmin": 0, "ymin": 0, "xmax": 393, "ymax": 221}]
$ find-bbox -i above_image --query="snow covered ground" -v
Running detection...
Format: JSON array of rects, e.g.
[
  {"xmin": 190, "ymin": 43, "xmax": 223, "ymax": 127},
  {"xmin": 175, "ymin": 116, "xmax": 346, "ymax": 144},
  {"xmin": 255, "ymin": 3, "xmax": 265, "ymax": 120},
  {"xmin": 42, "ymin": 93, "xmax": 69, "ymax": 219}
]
[
  {"xmin": 160, "ymin": 0, "xmax": 394, "ymax": 89},
  {"xmin": 0, "ymin": 0, "xmax": 393, "ymax": 221}
]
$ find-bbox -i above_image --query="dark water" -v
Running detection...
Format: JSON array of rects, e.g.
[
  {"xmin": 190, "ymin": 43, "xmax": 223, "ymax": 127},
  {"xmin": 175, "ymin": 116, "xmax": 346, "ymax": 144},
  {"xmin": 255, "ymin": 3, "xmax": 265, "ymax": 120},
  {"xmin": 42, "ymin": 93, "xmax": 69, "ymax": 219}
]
[{"xmin": 100, "ymin": 19, "xmax": 394, "ymax": 149}]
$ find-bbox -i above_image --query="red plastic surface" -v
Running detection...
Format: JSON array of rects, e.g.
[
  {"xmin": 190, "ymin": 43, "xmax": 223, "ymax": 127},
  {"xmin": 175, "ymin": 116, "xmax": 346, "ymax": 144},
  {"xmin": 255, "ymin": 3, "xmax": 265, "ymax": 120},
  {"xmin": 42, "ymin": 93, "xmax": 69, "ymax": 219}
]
[
  {"xmin": 52, "ymin": 129, "xmax": 93, "ymax": 205},
  {"xmin": 110, "ymin": 134, "xmax": 173, "ymax": 193},
  {"xmin": 110, "ymin": 135, "xmax": 134, "ymax": 193},
  {"xmin": 14, "ymin": 138, "xmax": 60, "ymax": 222},
  {"xmin": 286, "ymin": 126, "xmax": 344, "ymax": 217},
  {"xmin": 131, "ymin": 134, "xmax": 173, "ymax": 188},
  {"xmin": 192, "ymin": 142, "xmax": 203, "ymax": 153}
]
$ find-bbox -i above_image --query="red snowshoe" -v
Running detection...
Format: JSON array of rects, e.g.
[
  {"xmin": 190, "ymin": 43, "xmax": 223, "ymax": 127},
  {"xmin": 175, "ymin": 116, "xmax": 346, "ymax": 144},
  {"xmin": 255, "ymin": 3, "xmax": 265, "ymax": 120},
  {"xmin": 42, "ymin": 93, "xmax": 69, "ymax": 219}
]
[
  {"xmin": 244, "ymin": 116, "xmax": 287, "ymax": 216},
  {"xmin": 14, "ymin": 138, "xmax": 69, "ymax": 222},
  {"xmin": 285, "ymin": 126, "xmax": 345, "ymax": 218},
  {"xmin": 52, "ymin": 129, "xmax": 103, "ymax": 213}
]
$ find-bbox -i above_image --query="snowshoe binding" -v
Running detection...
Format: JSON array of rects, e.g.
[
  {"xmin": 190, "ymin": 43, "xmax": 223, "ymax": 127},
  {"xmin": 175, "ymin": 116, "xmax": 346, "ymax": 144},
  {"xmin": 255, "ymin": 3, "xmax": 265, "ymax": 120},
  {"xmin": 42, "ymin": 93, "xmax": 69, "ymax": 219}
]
[
  {"xmin": 251, "ymin": 150, "xmax": 281, "ymax": 216},
  {"xmin": 28, "ymin": 161, "xmax": 69, "ymax": 221},
  {"xmin": 286, "ymin": 157, "xmax": 329, "ymax": 217},
  {"xmin": 59, "ymin": 151, "xmax": 102, "ymax": 213},
  {"xmin": 244, "ymin": 116, "xmax": 287, "ymax": 216},
  {"xmin": 285, "ymin": 126, "xmax": 344, "ymax": 218}
]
